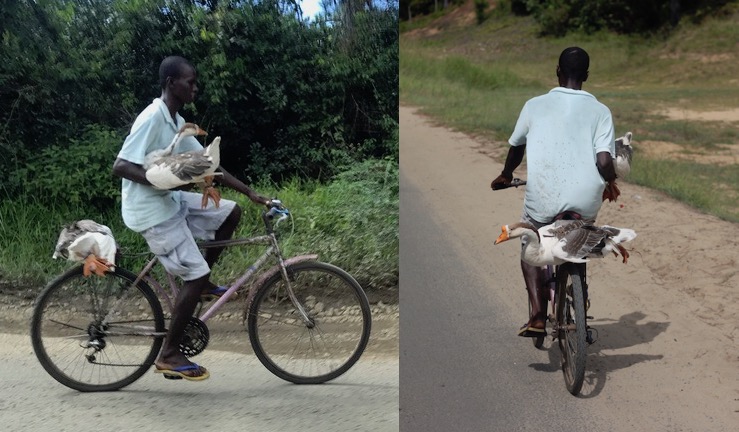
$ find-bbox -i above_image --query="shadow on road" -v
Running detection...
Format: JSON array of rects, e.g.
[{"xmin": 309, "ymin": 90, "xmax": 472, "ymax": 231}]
[{"xmin": 528, "ymin": 311, "xmax": 668, "ymax": 397}]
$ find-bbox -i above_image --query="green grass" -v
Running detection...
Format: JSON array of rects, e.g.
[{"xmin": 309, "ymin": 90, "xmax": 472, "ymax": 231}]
[
  {"xmin": 0, "ymin": 159, "xmax": 399, "ymax": 296},
  {"xmin": 629, "ymin": 158, "xmax": 739, "ymax": 222},
  {"xmin": 401, "ymin": 3, "xmax": 739, "ymax": 222}
]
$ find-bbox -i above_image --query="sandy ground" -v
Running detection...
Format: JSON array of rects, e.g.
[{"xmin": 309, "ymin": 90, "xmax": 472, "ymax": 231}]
[{"xmin": 401, "ymin": 106, "xmax": 738, "ymax": 427}]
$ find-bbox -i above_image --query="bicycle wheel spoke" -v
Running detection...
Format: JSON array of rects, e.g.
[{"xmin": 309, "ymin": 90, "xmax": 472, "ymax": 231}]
[
  {"xmin": 555, "ymin": 264, "xmax": 588, "ymax": 395},
  {"xmin": 248, "ymin": 262, "xmax": 371, "ymax": 384},
  {"xmin": 31, "ymin": 266, "xmax": 164, "ymax": 392}
]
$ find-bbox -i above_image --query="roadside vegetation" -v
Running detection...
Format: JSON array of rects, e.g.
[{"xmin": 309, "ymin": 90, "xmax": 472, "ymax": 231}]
[
  {"xmin": 401, "ymin": 0, "xmax": 739, "ymax": 222},
  {"xmin": 0, "ymin": 158, "xmax": 398, "ymax": 297},
  {"xmin": 0, "ymin": 1, "xmax": 399, "ymax": 296}
]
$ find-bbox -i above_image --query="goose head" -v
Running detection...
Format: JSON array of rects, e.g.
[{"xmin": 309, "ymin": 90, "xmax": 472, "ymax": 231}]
[
  {"xmin": 494, "ymin": 223, "xmax": 540, "ymax": 245},
  {"xmin": 164, "ymin": 123, "xmax": 208, "ymax": 154},
  {"xmin": 178, "ymin": 123, "xmax": 208, "ymax": 138}
]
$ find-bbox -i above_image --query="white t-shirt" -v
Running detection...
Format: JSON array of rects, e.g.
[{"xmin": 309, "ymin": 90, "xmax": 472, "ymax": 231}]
[
  {"xmin": 117, "ymin": 98, "xmax": 204, "ymax": 232},
  {"xmin": 509, "ymin": 87, "xmax": 615, "ymax": 222}
]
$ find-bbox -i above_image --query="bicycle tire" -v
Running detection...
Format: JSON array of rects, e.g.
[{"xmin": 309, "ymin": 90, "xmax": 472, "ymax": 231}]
[
  {"xmin": 247, "ymin": 261, "xmax": 371, "ymax": 384},
  {"xmin": 555, "ymin": 263, "xmax": 587, "ymax": 395},
  {"xmin": 30, "ymin": 265, "xmax": 165, "ymax": 392}
]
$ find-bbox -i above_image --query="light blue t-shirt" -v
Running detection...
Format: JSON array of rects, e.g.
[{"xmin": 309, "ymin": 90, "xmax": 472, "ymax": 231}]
[
  {"xmin": 117, "ymin": 98, "xmax": 204, "ymax": 232},
  {"xmin": 509, "ymin": 87, "xmax": 615, "ymax": 222}
]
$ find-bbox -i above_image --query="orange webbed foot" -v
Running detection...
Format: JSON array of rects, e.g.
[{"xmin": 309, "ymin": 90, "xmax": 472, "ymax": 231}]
[
  {"xmin": 615, "ymin": 244, "xmax": 630, "ymax": 264},
  {"xmin": 603, "ymin": 181, "xmax": 621, "ymax": 202},
  {"xmin": 200, "ymin": 176, "xmax": 221, "ymax": 209},
  {"xmin": 83, "ymin": 254, "xmax": 112, "ymax": 277}
]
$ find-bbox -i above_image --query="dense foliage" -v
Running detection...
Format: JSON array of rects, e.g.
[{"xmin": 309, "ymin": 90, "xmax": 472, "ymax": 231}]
[
  {"xmin": 400, "ymin": 0, "xmax": 736, "ymax": 35},
  {"xmin": 513, "ymin": 0, "xmax": 735, "ymax": 35},
  {"xmin": 0, "ymin": 0, "xmax": 399, "ymax": 207}
]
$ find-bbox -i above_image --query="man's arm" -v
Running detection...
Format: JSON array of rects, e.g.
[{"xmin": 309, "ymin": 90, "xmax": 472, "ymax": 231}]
[
  {"xmin": 491, "ymin": 145, "xmax": 526, "ymax": 190},
  {"xmin": 596, "ymin": 151, "xmax": 620, "ymax": 202},
  {"xmin": 216, "ymin": 167, "xmax": 269, "ymax": 206},
  {"xmin": 596, "ymin": 151, "xmax": 616, "ymax": 183},
  {"xmin": 112, "ymin": 158, "xmax": 152, "ymax": 186}
]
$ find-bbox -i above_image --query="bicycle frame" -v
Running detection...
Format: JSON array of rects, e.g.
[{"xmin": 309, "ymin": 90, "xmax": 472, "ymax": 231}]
[
  {"xmin": 117, "ymin": 216, "xmax": 318, "ymax": 329},
  {"xmin": 546, "ymin": 262, "xmax": 588, "ymax": 334}
]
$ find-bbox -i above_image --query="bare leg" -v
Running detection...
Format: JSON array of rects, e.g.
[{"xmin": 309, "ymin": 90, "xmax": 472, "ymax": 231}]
[
  {"xmin": 155, "ymin": 273, "xmax": 209, "ymax": 373},
  {"xmin": 521, "ymin": 260, "xmax": 547, "ymax": 328},
  {"xmin": 204, "ymin": 205, "xmax": 242, "ymax": 268}
]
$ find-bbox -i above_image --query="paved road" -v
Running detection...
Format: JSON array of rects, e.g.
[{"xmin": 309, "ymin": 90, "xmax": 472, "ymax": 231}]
[{"xmin": 0, "ymin": 329, "xmax": 398, "ymax": 432}]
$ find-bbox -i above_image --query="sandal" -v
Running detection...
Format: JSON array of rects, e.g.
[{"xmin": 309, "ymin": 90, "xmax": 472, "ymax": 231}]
[
  {"xmin": 201, "ymin": 285, "xmax": 237, "ymax": 301},
  {"xmin": 154, "ymin": 363, "xmax": 210, "ymax": 381},
  {"xmin": 517, "ymin": 322, "xmax": 546, "ymax": 338}
]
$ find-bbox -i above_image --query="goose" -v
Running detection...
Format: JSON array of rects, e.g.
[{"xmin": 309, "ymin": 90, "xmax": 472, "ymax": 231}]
[
  {"xmin": 143, "ymin": 123, "xmax": 223, "ymax": 208},
  {"xmin": 615, "ymin": 131, "xmax": 634, "ymax": 179},
  {"xmin": 603, "ymin": 131, "xmax": 634, "ymax": 202},
  {"xmin": 494, "ymin": 219, "xmax": 636, "ymax": 267},
  {"xmin": 142, "ymin": 123, "xmax": 208, "ymax": 170},
  {"xmin": 52, "ymin": 220, "xmax": 117, "ymax": 277}
]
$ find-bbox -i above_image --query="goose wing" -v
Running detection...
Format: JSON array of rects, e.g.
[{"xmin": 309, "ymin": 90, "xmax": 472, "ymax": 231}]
[
  {"xmin": 545, "ymin": 221, "xmax": 604, "ymax": 262},
  {"xmin": 145, "ymin": 152, "xmax": 216, "ymax": 189}
]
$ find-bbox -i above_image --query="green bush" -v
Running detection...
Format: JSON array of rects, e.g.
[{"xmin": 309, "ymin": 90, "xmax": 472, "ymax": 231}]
[{"xmin": 20, "ymin": 124, "xmax": 121, "ymax": 209}]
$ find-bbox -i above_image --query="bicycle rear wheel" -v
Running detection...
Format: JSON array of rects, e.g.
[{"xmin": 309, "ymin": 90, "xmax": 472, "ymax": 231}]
[
  {"xmin": 30, "ymin": 266, "xmax": 165, "ymax": 392},
  {"xmin": 555, "ymin": 263, "xmax": 587, "ymax": 395},
  {"xmin": 247, "ymin": 261, "xmax": 371, "ymax": 384}
]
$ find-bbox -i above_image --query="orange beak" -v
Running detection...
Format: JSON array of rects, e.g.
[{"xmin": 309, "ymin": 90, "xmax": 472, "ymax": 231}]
[
  {"xmin": 494, "ymin": 225, "xmax": 509, "ymax": 245},
  {"xmin": 196, "ymin": 127, "xmax": 208, "ymax": 136}
]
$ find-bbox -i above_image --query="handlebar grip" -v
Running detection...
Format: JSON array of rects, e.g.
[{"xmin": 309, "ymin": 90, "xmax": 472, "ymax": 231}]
[{"xmin": 493, "ymin": 178, "xmax": 527, "ymax": 190}]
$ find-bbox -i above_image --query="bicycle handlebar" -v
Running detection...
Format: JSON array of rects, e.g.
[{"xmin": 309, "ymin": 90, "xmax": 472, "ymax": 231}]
[
  {"xmin": 263, "ymin": 199, "xmax": 290, "ymax": 229},
  {"xmin": 492, "ymin": 178, "xmax": 527, "ymax": 190}
]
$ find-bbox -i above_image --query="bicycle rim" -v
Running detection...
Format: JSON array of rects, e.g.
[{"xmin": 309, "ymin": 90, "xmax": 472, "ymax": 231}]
[
  {"xmin": 248, "ymin": 262, "xmax": 371, "ymax": 384},
  {"xmin": 556, "ymin": 264, "xmax": 587, "ymax": 395},
  {"xmin": 30, "ymin": 266, "xmax": 165, "ymax": 392}
]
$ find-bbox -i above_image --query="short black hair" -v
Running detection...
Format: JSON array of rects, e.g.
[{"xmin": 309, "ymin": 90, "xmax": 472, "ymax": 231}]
[
  {"xmin": 159, "ymin": 56, "xmax": 195, "ymax": 89},
  {"xmin": 558, "ymin": 47, "xmax": 589, "ymax": 82}
]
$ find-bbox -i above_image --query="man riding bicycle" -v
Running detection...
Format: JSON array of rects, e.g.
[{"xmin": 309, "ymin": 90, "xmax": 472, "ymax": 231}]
[{"xmin": 491, "ymin": 47, "xmax": 619, "ymax": 337}]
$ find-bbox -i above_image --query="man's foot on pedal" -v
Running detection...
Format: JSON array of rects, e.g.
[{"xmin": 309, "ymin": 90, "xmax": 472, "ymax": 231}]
[
  {"xmin": 517, "ymin": 320, "xmax": 546, "ymax": 338},
  {"xmin": 201, "ymin": 285, "xmax": 237, "ymax": 301}
]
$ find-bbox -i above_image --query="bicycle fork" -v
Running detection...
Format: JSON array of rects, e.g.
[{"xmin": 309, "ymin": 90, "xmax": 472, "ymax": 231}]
[{"xmin": 547, "ymin": 265, "xmax": 598, "ymax": 345}]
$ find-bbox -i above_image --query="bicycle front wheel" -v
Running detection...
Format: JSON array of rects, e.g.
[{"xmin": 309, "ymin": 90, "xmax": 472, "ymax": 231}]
[
  {"xmin": 555, "ymin": 263, "xmax": 587, "ymax": 395},
  {"xmin": 247, "ymin": 261, "xmax": 371, "ymax": 384},
  {"xmin": 30, "ymin": 266, "xmax": 165, "ymax": 392}
]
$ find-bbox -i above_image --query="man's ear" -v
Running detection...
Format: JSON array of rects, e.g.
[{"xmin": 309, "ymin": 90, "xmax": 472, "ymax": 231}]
[
  {"xmin": 556, "ymin": 65, "xmax": 560, "ymax": 77},
  {"xmin": 583, "ymin": 71, "xmax": 589, "ymax": 82}
]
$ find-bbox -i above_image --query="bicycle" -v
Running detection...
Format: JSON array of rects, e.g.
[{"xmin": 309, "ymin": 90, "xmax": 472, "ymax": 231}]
[
  {"xmin": 493, "ymin": 179, "xmax": 594, "ymax": 395},
  {"xmin": 30, "ymin": 201, "xmax": 372, "ymax": 392}
]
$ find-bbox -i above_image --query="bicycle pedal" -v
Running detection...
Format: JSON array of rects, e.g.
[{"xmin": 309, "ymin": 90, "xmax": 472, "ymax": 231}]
[
  {"xmin": 587, "ymin": 315, "xmax": 594, "ymax": 320},
  {"xmin": 586, "ymin": 327, "xmax": 598, "ymax": 345}
]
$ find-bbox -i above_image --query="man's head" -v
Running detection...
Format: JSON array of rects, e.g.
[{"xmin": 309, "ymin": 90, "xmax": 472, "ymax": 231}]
[
  {"xmin": 557, "ymin": 47, "xmax": 589, "ymax": 86},
  {"xmin": 159, "ymin": 55, "xmax": 198, "ymax": 105}
]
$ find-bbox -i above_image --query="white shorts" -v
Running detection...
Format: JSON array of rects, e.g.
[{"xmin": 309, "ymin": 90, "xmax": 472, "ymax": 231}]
[{"xmin": 141, "ymin": 192, "xmax": 236, "ymax": 281}]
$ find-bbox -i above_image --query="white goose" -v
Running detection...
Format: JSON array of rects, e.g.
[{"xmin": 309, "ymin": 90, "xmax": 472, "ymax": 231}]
[
  {"xmin": 144, "ymin": 123, "xmax": 222, "ymax": 208},
  {"xmin": 615, "ymin": 131, "xmax": 634, "ymax": 179},
  {"xmin": 494, "ymin": 219, "xmax": 636, "ymax": 267},
  {"xmin": 52, "ymin": 220, "xmax": 117, "ymax": 277}
]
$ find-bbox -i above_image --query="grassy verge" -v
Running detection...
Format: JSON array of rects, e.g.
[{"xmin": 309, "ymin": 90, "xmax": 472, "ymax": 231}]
[
  {"xmin": 0, "ymin": 158, "xmax": 399, "ymax": 300},
  {"xmin": 401, "ymin": 4, "xmax": 739, "ymax": 222}
]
